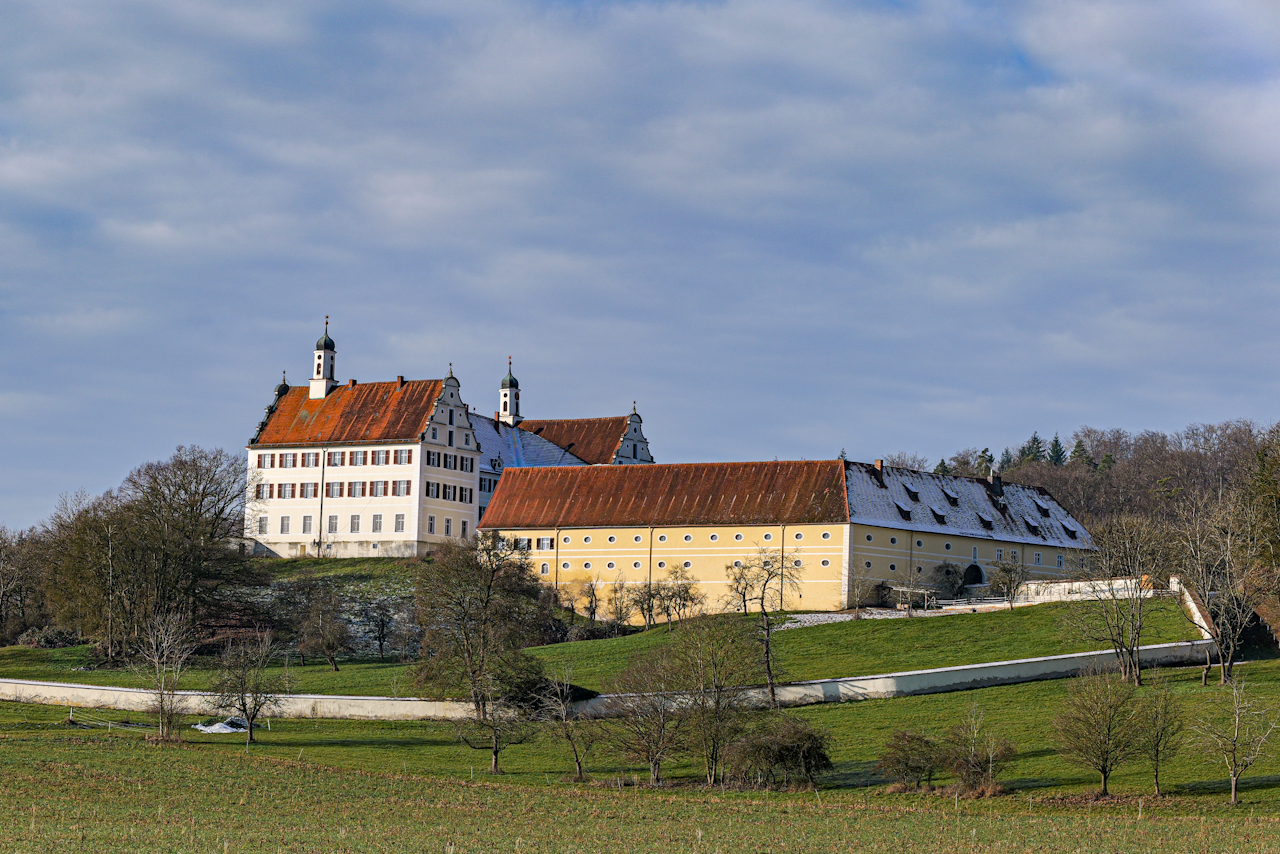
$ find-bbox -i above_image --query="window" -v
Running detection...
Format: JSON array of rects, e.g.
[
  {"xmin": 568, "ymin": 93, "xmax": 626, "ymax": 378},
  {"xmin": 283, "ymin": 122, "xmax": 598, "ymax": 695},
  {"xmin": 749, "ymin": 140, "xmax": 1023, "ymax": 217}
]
[
  {"xmin": 372, "ymin": 480, "xmax": 388, "ymax": 497},
  {"xmin": 584, "ymin": 536, "xmax": 592, "ymax": 543},
  {"xmin": 1034, "ymin": 552, "xmax": 1042, "ymax": 566},
  {"xmin": 658, "ymin": 535, "xmax": 667, "ymax": 542},
  {"xmin": 763, "ymin": 533, "xmax": 773, "ymax": 541},
  {"xmin": 448, "ymin": 409, "xmax": 454, "ymax": 426},
  {"xmin": 973, "ymin": 547, "xmax": 979, "ymax": 560},
  {"xmin": 257, "ymin": 453, "xmax": 274, "ymax": 469},
  {"xmin": 562, "ymin": 562, "xmax": 570, "ymax": 570},
  {"xmin": 889, "ymin": 564, "xmax": 897, "ymax": 572},
  {"xmin": 445, "ymin": 518, "xmax": 452, "ymax": 537},
  {"xmin": 444, "ymin": 454, "xmax": 458, "ymax": 470},
  {"xmin": 431, "ymin": 427, "xmax": 438, "ymax": 440},
  {"xmin": 917, "ymin": 566, "xmax": 923, "ymax": 574},
  {"xmin": 683, "ymin": 534, "xmax": 692, "ymax": 542},
  {"xmin": 394, "ymin": 449, "xmax": 412, "ymax": 465},
  {"xmin": 795, "ymin": 532, "xmax": 803, "ymax": 540},
  {"xmin": 280, "ymin": 516, "xmax": 291, "ymax": 534},
  {"xmin": 608, "ymin": 536, "xmax": 616, "ymax": 543},
  {"xmin": 254, "ymin": 483, "xmax": 272, "ymax": 499},
  {"xmin": 448, "ymin": 430, "xmax": 454, "ymax": 447},
  {"xmin": 350, "ymin": 515, "xmax": 360, "ymax": 533},
  {"xmin": 513, "ymin": 537, "xmax": 531, "ymax": 550},
  {"xmin": 865, "ymin": 534, "xmax": 873, "ymax": 542},
  {"xmin": 393, "ymin": 480, "xmax": 411, "ymax": 496},
  {"xmin": 634, "ymin": 535, "xmax": 642, "ymax": 542},
  {"xmin": 442, "ymin": 484, "xmax": 456, "ymax": 501},
  {"xmin": 348, "ymin": 481, "xmax": 366, "ymax": 498},
  {"xmin": 915, "ymin": 539, "xmax": 923, "ymax": 548},
  {"xmin": 425, "ymin": 481, "xmax": 440, "ymax": 498},
  {"xmin": 302, "ymin": 452, "xmax": 319, "ymax": 468},
  {"xmin": 709, "ymin": 534, "xmax": 718, "ymax": 541},
  {"xmin": 302, "ymin": 515, "xmax": 312, "ymax": 534},
  {"xmin": 257, "ymin": 516, "xmax": 268, "ymax": 535},
  {"xmin": 890, "ymin": 537, "xmax": 897, "ymax": 545},
  {"xmin": 460, "ymin": 457, "xmax": 474, "ymax": 472},
  {"xmin": 633, "ymin": 561, "xmax": 642, "ymax": 568},
  {"xmin": 607, "ymin": 561, "xmax": 615, "ymax": 569},
  {"xmin": 996, "ymin": 548, "xmax": 1003, "ymax": 561},
  {"xmin": 563, "ymin": 536, "xmax": 570, "ymax": 543},
  {"xmin": 427, "ymin": 451, "xmax": 441, "ymax": 467},
  {"xmin": 349, "ymin": 451, "xmax": 367, "ymax": 466},
  {"xmin": 541, "ymin": 563, "xmax": 550, "ymax": 575},
  {"xmin": 1010, "ymin": 550, "xmax": 1018, "ymax": 562},
  {"xmin": 427, "ymin": 516, "xmax": 435, "ymax": 535},
  {"xmin": 326, "ymin": 482, "xmax": 343, "ymax": 498},
  {"xmin": 821, "ymin": 559, "xmax": 830, "ymax": 567},
  {"xmin": 822, "ymin": 531, "xmax": 831, "ymax": 540},
  {"xmin": 460, "ymin": 486, "xmax": 473, "ymax": 503},
  {"xmin": 461, "ymin": 521, "xmax": 468, "ymax": 537},
  {"xmin": 1057, "ymin": 554, "xmax": 1064, "ymax": 568},
  {"xmin": 328, "ymin": 515, "xmax": 338, "ymax": 534},
  {"xmin": 395, "ymin": 513, "xmax": 405, "ymax": 533},
  {"xmin": 864, "ymin": 561, "xmax": 872, "ymax": 568},
  {"xmin": 537, "ymin": 537, "xmax": 553, "ymax": 550},
  {"xmin": 480, "ymin": 476, "xmax": 498, "ymax": 492},
  {"xmin": 280, "ymin": 453, "xmax": 297, "ymax": 468},
  {"xmin": 372, "ymin": 514, "xmax": 383, "ymax": 533},
  {"xmin": 302, "ymin": 482, "xmax": 318, "ymax": 499},
  {"xmin": 465, "ymin": 434, "xmax": 471, "ymax": 447},
  {"xmin": 683, "ymin": 561, "xmax": 692, "ymax": 568},
  {"xmin": 371, "ymin": 450, "xmax": 388, "ymax": 466},
  {"xmin": 657, "ymin": 561, "xmax": 666, "ymax": 569},
  {"xmin": 584, "ymin": 562, "xmax": 592, "ymax": 569},
  {"xmin": 945, "ymin": 543, "xmax": 952, "ymax": 551},
  {"xmin": 327, "ymin": 451, "xmax": 345, "ymax": 466}
]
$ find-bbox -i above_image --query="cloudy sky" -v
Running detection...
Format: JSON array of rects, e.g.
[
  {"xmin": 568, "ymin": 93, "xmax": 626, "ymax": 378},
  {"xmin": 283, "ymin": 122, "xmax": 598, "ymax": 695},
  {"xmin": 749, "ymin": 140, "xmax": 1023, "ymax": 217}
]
[{"xmin": 3, "ymin": 0, "xmax": 1279, "ymax": 528}]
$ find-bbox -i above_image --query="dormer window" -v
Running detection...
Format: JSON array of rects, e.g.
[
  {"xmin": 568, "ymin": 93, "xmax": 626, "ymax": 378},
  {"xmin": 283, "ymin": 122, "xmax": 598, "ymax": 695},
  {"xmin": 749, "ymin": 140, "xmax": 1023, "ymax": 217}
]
[
  {"xmin": 976, "ymin": 511, "xmax": 994, "ymax": 530},
  {"xmin": 1033, "ymin": 497, "xmax": 1051, "ymax": 518},
  {"xmin": 1063, "ymin": 521, "xmax": 1078, "ymax": 540},
  {"xmin": 940, "ymin": 486, "xmax": 959, "ymax": 507},
  {"xmin": 894, "ymin": 501, "xmax": 913, "ymax": 521},
  {"xmin": 930, "ymin": 505, "xmax": 947, "ymax": 524},
  {"xmin": 1023, "ymin": 515, "xmax": 1042, "ymax": 535},
  {"xmin": 903, "ymin": 484, "xmax": 920, "ymax": 502}
]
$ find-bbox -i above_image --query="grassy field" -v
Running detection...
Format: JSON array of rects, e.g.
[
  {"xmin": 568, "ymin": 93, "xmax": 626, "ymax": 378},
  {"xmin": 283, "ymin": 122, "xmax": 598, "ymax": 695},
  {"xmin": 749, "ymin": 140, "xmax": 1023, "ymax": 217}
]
[
  {"xmin": 5, "ymin": 659, "xmax": 1280, "ymax": 852},
  {"xmin": 0, "ymin": 599, "xmax": 1199, "ymax": 698}
]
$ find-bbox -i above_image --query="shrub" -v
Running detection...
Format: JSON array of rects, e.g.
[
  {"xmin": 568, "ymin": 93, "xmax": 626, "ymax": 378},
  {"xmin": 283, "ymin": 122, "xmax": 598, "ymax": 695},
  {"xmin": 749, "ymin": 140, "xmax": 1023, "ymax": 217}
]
[
  {"xmin": 18, "ymin": 626, "xmax": 80, "ymax": 649},
  {"xmin": 724, "ymin": 715, "xmax": 833, "ymax": 788},
  {"xmin": 876, "ymin": 729, "xmax": 941, "ymax": 789},
  {"xmin": 939, "ymin": 705, "xmax": 1015, "ymax": 792}
]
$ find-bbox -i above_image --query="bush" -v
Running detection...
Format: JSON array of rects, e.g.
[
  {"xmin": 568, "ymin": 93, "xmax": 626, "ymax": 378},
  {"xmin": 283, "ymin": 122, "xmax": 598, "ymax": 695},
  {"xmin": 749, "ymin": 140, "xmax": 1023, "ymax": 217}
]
[
  {"xmin": 724, "ymin": 715, "xmax": 833, "ymax": 788},
  {"xmin": 18, "ymin": 626, "xmax": 80, "ymax": 649},
  {"xmin": 939, "ymin": 705, "xmax": 1015, "ymax": 792},
  {"xmin": 876, "ymin": 729, "xmax": 941, "ymax": 789}
]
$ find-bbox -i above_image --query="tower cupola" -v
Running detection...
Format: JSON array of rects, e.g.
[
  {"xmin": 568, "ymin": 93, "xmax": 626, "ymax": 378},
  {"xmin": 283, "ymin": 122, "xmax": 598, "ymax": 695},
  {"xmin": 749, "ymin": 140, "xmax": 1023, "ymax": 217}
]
[
  {"xmin": 499, "ymin": 357, "xmax": 522, "ymax": 426},
  {"xmin": 309, "ymin": 317, "xmax": 338, "ymax": 399}
]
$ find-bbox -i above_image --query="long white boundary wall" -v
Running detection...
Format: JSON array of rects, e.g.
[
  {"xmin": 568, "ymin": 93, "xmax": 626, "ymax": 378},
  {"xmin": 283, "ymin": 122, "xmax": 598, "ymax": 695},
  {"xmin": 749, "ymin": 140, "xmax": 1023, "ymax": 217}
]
[{"xmin": 2, "ymin": 639, "xmax": 1215, "ymax": 721}]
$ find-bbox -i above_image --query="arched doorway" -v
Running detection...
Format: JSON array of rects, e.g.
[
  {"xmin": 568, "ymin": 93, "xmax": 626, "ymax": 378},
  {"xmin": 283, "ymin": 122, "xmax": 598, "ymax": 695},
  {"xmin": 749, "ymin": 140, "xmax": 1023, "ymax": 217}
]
[{"xmin": 963, "ymin": 564, "xmax": 984, "ymax": 586}]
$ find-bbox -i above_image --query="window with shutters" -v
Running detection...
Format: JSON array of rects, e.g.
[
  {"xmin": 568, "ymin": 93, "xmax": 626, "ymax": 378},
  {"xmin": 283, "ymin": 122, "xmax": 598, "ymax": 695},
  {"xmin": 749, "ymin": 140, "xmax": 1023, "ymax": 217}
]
[
  {"xmin": 279, "ymin": 453, "xmax": 297, "ymax": 468},
  {"xmin": 302, "ymin": 482, "xmax": 318, "ymax": 499},
  {"xmin": 372, "ymin": 450, "xmax": 389, "ymax": 465},
  {"xmin": 327, "ymin": 451, "xmax": 345, "ymax": 466},
  {"xmin": 393, "ymin": 480, "xmax": 411, "ymax": 497},
  {"xmin": 427, "ymin": 451, "xmax": 441, "ymax": 467},
  {"xmin": 460, "ymin": 456, "xmax": 473, "ymax": 473},
  {"xmin": 394, "ymin": 449, "xmax": 412, "ymax": 465},
  {"xmin": 302, "ymin": 452, "xmax": 319, "ymax": 467},
  {"xmin": 326, "ymin": 482, "xmax": 343, "ymax": 499},
  {"xmin": 348, "ymin": 481, "xmax": 366, "ymax": 498},
  {"xmin": 278, "ymin": 483, "xmax": 295, "ymax": 499},
  {"xmin": 349, "ymin": 450, "xmax": 367, "ymax": 466},
  {"xmin": 537, "ymin": 537, "xmax": 553, "ymax": 550},
  {"xmin": 371, "ymin": 480, "xmax": 388, "ymax": 497}
]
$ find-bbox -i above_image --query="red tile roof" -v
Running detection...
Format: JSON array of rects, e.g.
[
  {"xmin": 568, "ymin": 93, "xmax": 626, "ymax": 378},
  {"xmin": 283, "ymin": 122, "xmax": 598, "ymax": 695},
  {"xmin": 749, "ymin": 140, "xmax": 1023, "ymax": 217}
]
[
  {"xmin": 251, "ymin": 380, "xmax": 443, "ymax": 447},
  {"xmin": 517, "ymin": 417, "xmax": 629, "ymax": 465},
  {"xmin": 479, "ymin": 460, "xmax": 850, "ymax": 529}
]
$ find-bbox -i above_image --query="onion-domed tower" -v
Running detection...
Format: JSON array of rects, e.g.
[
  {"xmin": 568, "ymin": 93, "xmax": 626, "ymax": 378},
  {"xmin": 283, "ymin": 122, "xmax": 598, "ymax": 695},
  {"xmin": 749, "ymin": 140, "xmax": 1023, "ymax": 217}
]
[
  {"xmin": 309, "ymin": 317, "xmax": 338, "ymax": 399},
  {"xmin": 499, "ymin": 357, "xmax": 522, "ymax": 426}
]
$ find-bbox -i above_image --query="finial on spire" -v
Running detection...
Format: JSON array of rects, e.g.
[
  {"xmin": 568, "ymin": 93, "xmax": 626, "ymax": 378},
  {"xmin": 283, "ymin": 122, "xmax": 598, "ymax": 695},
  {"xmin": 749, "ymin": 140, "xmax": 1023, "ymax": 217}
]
[
  {"xmin": 632, "ymin": 401, "xmax": 637, "ymax": 414},
  {"xmin": 448, "ymin": 362, "xmax": 454, "ymax": 378},
  {"xmin": 282, "ymin": 371, "xmax": 287, "ymax": 383}
]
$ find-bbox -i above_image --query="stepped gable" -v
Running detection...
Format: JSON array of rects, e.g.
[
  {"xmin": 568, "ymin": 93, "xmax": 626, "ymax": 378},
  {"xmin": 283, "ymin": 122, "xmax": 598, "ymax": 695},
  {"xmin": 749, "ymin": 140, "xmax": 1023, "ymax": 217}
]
[
  {"xmin": 251, "ymin": 379, "xmax": 444, "ymax": 447},
  {"xmin": 479, "ymin": 460, "xmax": 850, "ymax": 530},
  {"xmin": 517, "ymin": 416, "xmax": 630, "ymax": 465},
  {"xmin": 844, "ymin": 461, "xmax": 1093, "ymax": 550}
]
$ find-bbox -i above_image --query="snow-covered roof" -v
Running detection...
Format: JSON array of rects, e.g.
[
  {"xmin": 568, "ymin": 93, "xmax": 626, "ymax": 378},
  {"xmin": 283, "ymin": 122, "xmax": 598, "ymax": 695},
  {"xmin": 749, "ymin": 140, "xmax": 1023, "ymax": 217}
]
[
  {"xmin": 472, "ymin": 414, "xmax": 590, "ymax": 473},
  {"xmin": 845, "ymin": 461, "xmax": 1094, "ymax": 550}
]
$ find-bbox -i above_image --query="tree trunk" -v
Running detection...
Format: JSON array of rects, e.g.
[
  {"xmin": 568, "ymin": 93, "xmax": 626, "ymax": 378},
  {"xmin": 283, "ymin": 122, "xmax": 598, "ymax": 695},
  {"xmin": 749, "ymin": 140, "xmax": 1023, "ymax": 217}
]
[
  {"xmin": 1153, "ymin": 767, "xmax": 1161, "ymax": 797},
  {"xmin": 760, "ymin": 612, "xmax": 777, "ymax": 707},
  {"xmin": 327, "ymin": 656, "xmax": 339, "ymax": 672},
  {"xmin": 1100, "ymin": 771, "xmax": 1109, "ymax": 797},
  {"xmin": 1231, "ymin": 773, "xmax": 1239, "ymax": 805},
  {"xmin": 650, "ymin": 760, "xmax": 661, "ymax": 786}
]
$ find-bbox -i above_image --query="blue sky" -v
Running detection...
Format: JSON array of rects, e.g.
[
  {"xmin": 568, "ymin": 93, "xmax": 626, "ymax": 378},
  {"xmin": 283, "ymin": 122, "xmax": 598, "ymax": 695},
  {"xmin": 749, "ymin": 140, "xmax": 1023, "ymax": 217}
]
[{"xmin": 4, "ymin": 0, "xmax": 1280, "ymax": 529}]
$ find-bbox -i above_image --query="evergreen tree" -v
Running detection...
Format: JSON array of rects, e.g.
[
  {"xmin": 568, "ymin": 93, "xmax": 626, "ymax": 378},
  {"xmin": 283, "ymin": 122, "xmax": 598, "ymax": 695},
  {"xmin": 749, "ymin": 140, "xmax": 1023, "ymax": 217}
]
[
  {"xmin": 999, "ymin": 448, "xmax": 1014, "ymax": 471},
  {"xmin": 934, "ymin": 459, "xmax": 951, "ymax": 476},
  {"xmin": 1068, "ymin": 439, "xmax": 1096, "ymax": 469},
  {"xmin": 1018, "ymin": 432, "xmax": 1047, "ymax": 464},
  {"xmin": 1048, "ymin": 434, "xmax": 1067, "ymax": 467},
  {"xmin": 979, "ymin": 448, "xmax": 994, "ymax": 475},
  {"xmin": 1099, "ymin": 453, "xmax": 1115, "ymax": 472}
]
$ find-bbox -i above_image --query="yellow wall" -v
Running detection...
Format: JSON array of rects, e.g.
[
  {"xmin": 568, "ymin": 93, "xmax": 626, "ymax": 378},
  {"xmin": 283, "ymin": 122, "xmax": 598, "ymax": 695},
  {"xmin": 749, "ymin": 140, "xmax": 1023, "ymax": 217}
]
[{"xmin": 504, "ymin": 523, "xmax": 848, "ymax": 618}]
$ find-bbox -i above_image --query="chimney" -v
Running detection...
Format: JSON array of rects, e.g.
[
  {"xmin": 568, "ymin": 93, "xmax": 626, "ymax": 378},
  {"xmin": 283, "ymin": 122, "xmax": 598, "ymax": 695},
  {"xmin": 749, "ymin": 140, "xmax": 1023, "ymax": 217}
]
[
  {"xmin": 495, "ymin": 411, "xmax": 500, "ymax": 421},
  {"xmin": 397, "ymin": 376, "xmax": 405, "ymax": 389},
  {"xmin": 348, "ymin": 379, "xmax": 357, "ymax": 388},
  {"xmin": 988, "ymin": 469, "xmax": 1003, "ymax": 497},
  {"xmin": 874, "ymin": 459, "xmax": 883, "ymax": 471}
]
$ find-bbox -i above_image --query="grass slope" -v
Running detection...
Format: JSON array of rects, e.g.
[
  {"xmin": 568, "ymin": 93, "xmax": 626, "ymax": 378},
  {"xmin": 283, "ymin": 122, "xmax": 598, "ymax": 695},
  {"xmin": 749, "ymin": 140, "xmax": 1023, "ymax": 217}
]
[
  {"xmin": 0, "ymin": 600, "xmax": 1198, "ymax": 699},
  {"xmin": 4, "ymin": 661, "xmax": 1280, "ymax": 852}
]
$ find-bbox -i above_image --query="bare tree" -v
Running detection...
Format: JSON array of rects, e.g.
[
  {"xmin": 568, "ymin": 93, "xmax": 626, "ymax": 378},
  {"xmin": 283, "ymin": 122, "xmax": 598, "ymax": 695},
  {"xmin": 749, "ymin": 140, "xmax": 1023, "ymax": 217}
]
[
  {"xmin": 1194, "ymin": 677, "xmax": 1277, "ymax": 805},
  {"xmin": 567, "ymin": 577, "xmax": 601, "ymax": 624},
  {"xmin": 603, "ymin": 650, "xmax": 686, "ymax": 785},
  {"xmin": 298, "ymin": 587, "xmax": 352, "ymax": 671},
  {"xmin": 655, "ymin": 566, "xmax": 704, "ymax": 629},
  {"xmin": 1052, "ymin": 668, "xmax": 1142, "ymax": 796},
  {"xmin": 988, "ymin": 559, "xmax": 1031, "ymax": 611},
  {"xmin": 414, "ymin": 534, "xmax": 541, "ymax": 718},
  {"xmin": 735, "ymin": 544, "xmax": 803, "ymax": 707},
  {"xmin": 670, "ymin": 617, "xmax": 761, "ymax": 785},
  {"xmin": 0, "ymin": 526, "xmax": 44, "ymax": 645},
  {"xmin": 723, "ymin": 561, "xmax": 760, "ymax": 615},
  {"xmin": 628, "ymin": 582, "xmax": 659, "ymax": 631},
  {"xmin": 928, "ymin": 562, "xmax": 966, "ymax": 600},
  {"xmin": 358, "ymin": 596, "xmax": 397, "ymax": 661},
  {"xmin": 1138, "ymin": 677, "xmax": 1185, "ymax": 797},
  {"xmin": 210, "ymin": 632, "xmax": 289, "ymax": 747},
  {"xmin": 131, "ymin": 610, "xmax": 198, "ymax": 741},
  {"xmin": 606, "ymin": 573, "xmax": 632, "ymax": 628},
  {"xmin": 540, "ymin": 666, "xmax": 601, "ymax": 781},
  {"xmin": 940, "ymin": 704, "xmax": 1015, "ymax": 793},
  {"xmin": 882, "ymin": 453, "xmax": 931, "ymax": 472},
  {"xmin": 1068, "ymin": 516, "xmax": 1168, "ymax": 685},
  {"xmin": 845, "ymin": 556, "xmax": 879, "ymax": 618},
  {"xmin": 456, "ymin": 652, "xmax": 544, "ymax": 774},
  {"xmin": 1174, "ymin": 489, "xmax": 1280, "ymax": 683}
]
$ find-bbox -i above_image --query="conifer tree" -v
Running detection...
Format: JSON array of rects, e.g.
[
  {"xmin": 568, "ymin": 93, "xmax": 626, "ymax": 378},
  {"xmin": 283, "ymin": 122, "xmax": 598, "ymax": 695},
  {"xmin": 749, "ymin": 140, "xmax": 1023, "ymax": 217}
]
[
  {"xmin": 999, "ymin": 448, "xmax": 1014, "ymax": 471},
  {"xmin": 933, "ymin": 459, "xmax": 951, "ymax": 476},
  {"xmin": 1069, "ymin": 438, "xmax": 1096, "ymax": 469},
  {"xmin": 1048, "ymin": 434, "xmax": 1067, "ymax": 466},
  {"xmin": 1018, "ymin": 432, "xmax": 1047, "ymax": 463}
]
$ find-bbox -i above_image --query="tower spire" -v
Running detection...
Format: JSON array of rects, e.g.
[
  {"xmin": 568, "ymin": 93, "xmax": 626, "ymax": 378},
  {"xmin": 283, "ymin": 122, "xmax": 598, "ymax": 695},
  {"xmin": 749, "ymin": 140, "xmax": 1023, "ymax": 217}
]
[
  {"xmin": 310, "ymin": 317, "xmax": 338, "ymax": 399},
  {"xmin": 499, "ymin": 357, "xmax": 521, "ymax": 426}
]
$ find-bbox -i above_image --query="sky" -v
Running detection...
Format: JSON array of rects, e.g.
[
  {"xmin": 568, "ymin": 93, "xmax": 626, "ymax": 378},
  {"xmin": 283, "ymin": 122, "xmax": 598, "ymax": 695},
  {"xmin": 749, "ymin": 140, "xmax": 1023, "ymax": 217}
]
[{"xmin": 3, "ymin": 0, "xmax": 1280, "ymax": 529}]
